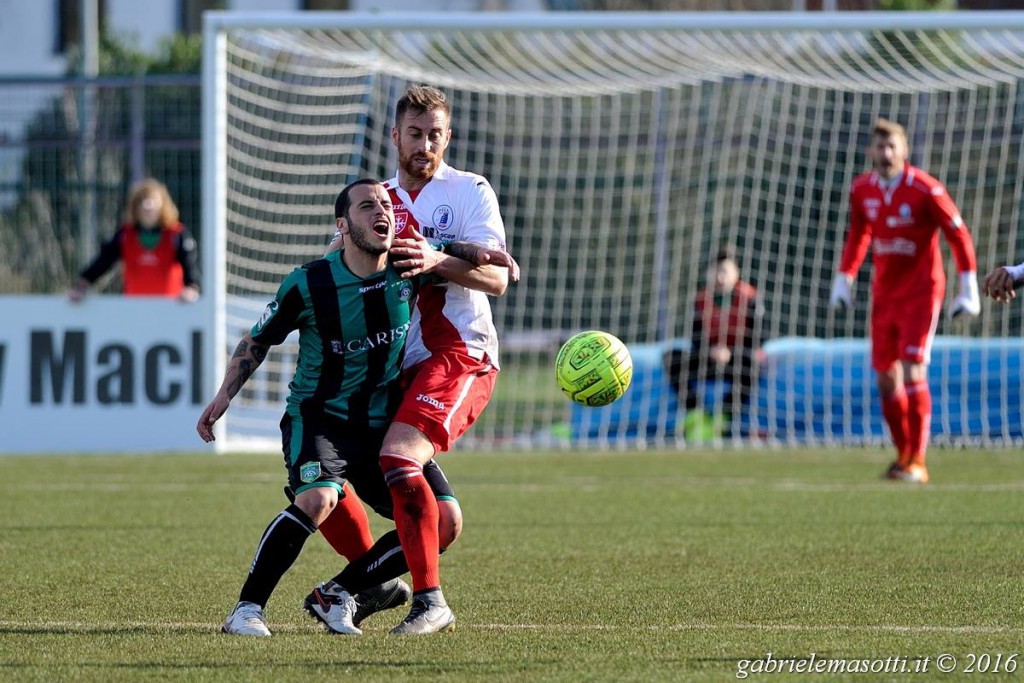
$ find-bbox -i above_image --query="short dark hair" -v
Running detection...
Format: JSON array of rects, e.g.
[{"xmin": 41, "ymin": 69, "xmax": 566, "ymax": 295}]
[
  {"xmin": 395, "ymin": 85, "xmax": 451, "ymax": 127},
  {"xmin": 335, "ymin": 178, "xmax": 381, "ymax": 219},
  {"xmin": 873, "ymin": 117, "xmax": 907, "ymax": 144}
]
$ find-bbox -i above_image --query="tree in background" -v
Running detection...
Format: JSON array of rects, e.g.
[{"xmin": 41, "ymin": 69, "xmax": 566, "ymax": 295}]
[{"xmin": 0, "ymin": 32, "xmax": 200, "ymax": 293}]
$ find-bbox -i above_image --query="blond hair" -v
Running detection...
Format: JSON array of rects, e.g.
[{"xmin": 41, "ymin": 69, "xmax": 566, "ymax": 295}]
[{"xmin": 124, "ymin": 178, "xmax": 180, "ymax": 228}]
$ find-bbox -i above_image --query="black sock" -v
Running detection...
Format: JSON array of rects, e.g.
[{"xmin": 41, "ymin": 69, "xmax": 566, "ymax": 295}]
[
  {"xmin": 332, "ymin": 530, "xmax": 408, "ymax": 595},
  {"xmin": 238, "ymin": 504, "xmax": 317, "ymax": 607}
]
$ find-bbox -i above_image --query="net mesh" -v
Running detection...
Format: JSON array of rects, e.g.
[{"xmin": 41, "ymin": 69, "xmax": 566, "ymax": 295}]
[{"xmin": 216, "ymin": 17, "xmax": 1024, "ymax": 449}]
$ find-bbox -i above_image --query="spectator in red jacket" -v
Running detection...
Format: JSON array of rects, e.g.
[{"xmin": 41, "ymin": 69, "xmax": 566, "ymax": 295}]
[
  {"xmin": 664, "ymin": 245, "xmax": 763, "ymax": 429},
  {"xmin": 69, "ymin": 178, "xmax": 200, "ymax": 302}
]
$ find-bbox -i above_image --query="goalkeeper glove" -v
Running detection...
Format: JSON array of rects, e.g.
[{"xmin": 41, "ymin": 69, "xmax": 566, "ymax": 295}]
[
  {"xmin": 829, "ymin": 273, "xmax": 854, "ymax": 310},
  {"xmin": 949, "ymin": 271, "xmax": 981, "ymax": 318}
]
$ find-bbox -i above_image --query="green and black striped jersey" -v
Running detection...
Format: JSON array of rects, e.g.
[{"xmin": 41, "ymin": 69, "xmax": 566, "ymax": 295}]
[{"xmin": 251, "ymin": 250, "xmax": 419, "ymax": 428}]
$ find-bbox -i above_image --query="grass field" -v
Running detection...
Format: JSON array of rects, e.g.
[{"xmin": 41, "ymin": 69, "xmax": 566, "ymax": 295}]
[{"xmin": 1, "ymin": 447, "xmax": 1022, "ymax": 682}]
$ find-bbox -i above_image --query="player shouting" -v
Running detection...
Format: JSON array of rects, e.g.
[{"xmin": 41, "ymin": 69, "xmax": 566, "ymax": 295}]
[{"xmin": 829, "ymin": 118, "xmax": 980, "ymax": 484}]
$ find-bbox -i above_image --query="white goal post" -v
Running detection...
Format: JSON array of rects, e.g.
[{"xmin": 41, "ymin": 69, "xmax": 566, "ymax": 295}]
[{"xmin": 203, "ymin": 10, "xmax": 1024, "ymax": 452}]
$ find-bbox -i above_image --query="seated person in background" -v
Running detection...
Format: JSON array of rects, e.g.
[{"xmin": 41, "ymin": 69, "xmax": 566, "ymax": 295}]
[
  {"xmin": 69, "ymin": 178, "xmax": 200, "ymax": 302},
  {"xmin": 664, "ymin": 245, "xmax": 763, "ymax": 430}
]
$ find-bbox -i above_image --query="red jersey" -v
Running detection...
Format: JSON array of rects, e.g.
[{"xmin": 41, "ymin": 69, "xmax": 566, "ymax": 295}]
[
  {"xmin": 839, "ymin": 165, "xmax": 976, "ymax": 302},
  {"xmin": 120, "ymin": 223, "xmax": 186, "ymax": 296},
  {"xmin": 694, "ymin": 281, "xmax": 759, "ymax": 349}
]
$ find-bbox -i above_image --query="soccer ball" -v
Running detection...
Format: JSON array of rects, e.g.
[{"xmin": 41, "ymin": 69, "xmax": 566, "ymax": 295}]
[{"xmin": 555, "ymin": 331, "xmax": 633, "ymax": 407}]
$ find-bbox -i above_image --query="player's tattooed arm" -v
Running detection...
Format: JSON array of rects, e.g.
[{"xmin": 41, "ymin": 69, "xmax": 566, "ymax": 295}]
[
  {"xmin": 198, "ymin": 333, "xmax": 269, "ymax": 443},
  {"xmin": 223, "ymin": 335, "xmax": 269, "ymax": 399}
]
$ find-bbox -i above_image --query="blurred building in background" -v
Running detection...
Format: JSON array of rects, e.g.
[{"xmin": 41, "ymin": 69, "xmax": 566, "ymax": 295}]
[
  {"xmin": 6, "ymin": 1, "xmax": 1020, "ymax": 78},
  {"xmin": 2, "ymin": 0, "xmax": 1024, "ymax": 295}
]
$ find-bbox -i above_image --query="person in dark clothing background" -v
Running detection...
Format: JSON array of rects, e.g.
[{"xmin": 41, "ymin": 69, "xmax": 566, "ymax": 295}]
[
  {"xmin": 664, "ymin": 245, "xmax": 763, "ymax": 431},
  {"xmin": 69, "ymin": 178, "xmax": 200, "ymax": 302}
]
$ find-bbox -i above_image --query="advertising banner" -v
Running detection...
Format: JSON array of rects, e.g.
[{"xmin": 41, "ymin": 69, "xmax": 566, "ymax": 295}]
[{"xmin": 0, "ymin": 296, "xmax": 214, "ymax": 454}]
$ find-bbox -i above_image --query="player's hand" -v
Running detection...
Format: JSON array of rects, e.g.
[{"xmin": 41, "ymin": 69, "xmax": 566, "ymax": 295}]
[
  {"xmin": 709, "ymin": 345, "xmax": 732, "ymax": 366},
  {"xmin": 828, "ymin": 273, "xmax": 854, "ymax": 311},
  {"xmin": 475, "ymin": 248, "xmax": 521, "ymax": 283},
  {"xmin": 982, "ymin": 266, "xmax": 1019, "ymax": 304},
  {"xmin": 197, "ymin": 393, "xmax": 230, "ymax": 443},
  {"xmin": 949, "ymin": 271, "xmax": 981, "ymax": 318},
  {"xmin": 68, "ymin": 279, "xmax": 88, "ymax": 303},
  {"xmin": 389, "ymin": 225, "xmax": 444, "ymax": 277},
  {"xmin": 179, "ymin": 286, "xmax": 200, "ymax": 304}
]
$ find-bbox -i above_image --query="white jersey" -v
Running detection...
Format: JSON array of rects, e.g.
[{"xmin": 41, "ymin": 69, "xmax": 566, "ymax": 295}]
[{"xmin": 385, "ymin": 161, "xmax": 506, "ymax": 370}]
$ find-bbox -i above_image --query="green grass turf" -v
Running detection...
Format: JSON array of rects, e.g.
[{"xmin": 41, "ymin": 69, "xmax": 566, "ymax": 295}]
[{"xmin": 0, "ymin": 448, "xmax": 1022, "ymax": 682}]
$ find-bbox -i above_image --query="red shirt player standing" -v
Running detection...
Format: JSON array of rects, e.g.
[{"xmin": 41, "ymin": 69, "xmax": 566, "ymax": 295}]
[{"xmin": 829, "ymin": 118, "xmax": 980, "ymax": 484}]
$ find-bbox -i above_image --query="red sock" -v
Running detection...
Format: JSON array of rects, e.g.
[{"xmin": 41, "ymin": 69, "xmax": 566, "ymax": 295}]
[
  {"xmin": 318, "ymin": 483, "xmax": 374, "ymax": 561},
  {"xmin": 881, "ymin": 388, "xmax": 909, "ymax": 466},
  {"xmin": 381, "ymin": 453, "xmax": 439, "ymax": 592},
  {"xmin": 905, "ymin": 381, "xmax": 932, "ymax": 466}
]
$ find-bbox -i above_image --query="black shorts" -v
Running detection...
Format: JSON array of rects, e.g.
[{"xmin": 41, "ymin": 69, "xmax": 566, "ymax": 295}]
[{"xmin": 281, "ymin": 411, "xmax": 456, "ymax": 516}]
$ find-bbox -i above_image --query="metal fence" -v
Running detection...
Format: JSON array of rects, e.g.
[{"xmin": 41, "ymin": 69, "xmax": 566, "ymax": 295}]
[{"xmin": 0, "ymin": 74, "xmax": 200, "ymax": 294}]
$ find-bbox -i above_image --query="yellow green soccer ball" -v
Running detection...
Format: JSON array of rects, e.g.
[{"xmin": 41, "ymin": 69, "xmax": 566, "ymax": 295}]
[{"xmin": 555, "ymin": 331, "xmax": 633, "ymax": 407}]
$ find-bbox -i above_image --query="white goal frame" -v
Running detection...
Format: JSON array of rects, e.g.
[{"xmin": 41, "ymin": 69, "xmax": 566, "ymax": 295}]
[{"xmin": 202, "ymin": 10, "xmax": 1024, "ymax": 452}]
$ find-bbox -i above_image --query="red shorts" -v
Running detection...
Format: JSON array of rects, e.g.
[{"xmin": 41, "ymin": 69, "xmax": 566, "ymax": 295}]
[
  {"xmin": 393, "ymin": 350, "xmax": 497, "ymax": 454},
  {"xmin": 870, "ymin": 297, "xmax": 942, "ymax": 371}
]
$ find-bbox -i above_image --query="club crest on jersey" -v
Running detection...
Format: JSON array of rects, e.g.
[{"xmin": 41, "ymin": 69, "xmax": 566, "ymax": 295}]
[
  {"xmin": 394, "ymin": 211, "xmax": 409, "ymax": 235},
  {"xmin": 398, "ymin": 283, "xmax": 414, "ymax": 302},
  {"xmin": 433, "ymin": 205, "xmax": 454, "ymax": 230},
  {"xmin": 300, "ymin": 462, "xmax": 321, "ymax": 483},
  {"xmin": 886, "ymin": 203, "xmax": 915, "ymax": 228}
]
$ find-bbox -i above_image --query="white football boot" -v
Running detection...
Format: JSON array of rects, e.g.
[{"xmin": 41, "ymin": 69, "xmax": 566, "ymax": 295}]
[
  {"xmin": 303, "ymin": 583, "xmax": 362, "ymax": 635},
  {"xmin": 222, "ymin": 601, "xmax": 272, "ymax": 637},
  {"xmin": 389, "ymin": 590, "xmax": 456, "ymax": 635}
]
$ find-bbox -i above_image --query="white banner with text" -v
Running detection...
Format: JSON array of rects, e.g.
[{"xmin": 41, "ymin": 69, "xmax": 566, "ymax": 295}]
[{"xmin": 0, "ymin": 296, "xmax": 214, "ymax": 454}]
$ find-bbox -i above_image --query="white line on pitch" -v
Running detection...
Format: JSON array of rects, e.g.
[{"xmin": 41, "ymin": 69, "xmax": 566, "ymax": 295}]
[
  {"xmin": 1, "ymin": 620, "xmax": 1017, "ymax": 636},
  {"xmin": 476, "ymin": 623, "xmax": 1019, "ymax": 635}
]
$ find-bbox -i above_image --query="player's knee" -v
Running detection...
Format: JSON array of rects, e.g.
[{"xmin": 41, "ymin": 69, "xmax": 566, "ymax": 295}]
[
  {"xmin": 437, "ymin": 501, "xmax": 463, "ymax": 550},
  {"xmin": 294, "ymin": 486, "xmax": 338, "ymax": 526},
  {"xmin": 902, "ymin": 361, "xmax": 927, "ymax": 384},
  {"xmin": 876, "ymin": 369, "xmax": 899, "ymax": 395},
  {"xmin": 381, "ymin": 423, "xmax": 435, "ymax": 461}
]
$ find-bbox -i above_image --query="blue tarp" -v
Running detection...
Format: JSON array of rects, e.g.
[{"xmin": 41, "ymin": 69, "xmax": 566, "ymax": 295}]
[{"xmin": 570, "ymin": 337, "xmax": 1024, "ymax": 442}]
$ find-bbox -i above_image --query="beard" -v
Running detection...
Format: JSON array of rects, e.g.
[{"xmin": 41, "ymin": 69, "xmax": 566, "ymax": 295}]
[
  {"xmin": 347, "ymin": 225, "xmax": 388, "ymax": 256},
  {"xmin": 399, "ymin": 148, "xmax": 441, "ymax": 181},
  {"xmin": 874, "ymin": 161, "xmax": 899, "ymax": 179}
]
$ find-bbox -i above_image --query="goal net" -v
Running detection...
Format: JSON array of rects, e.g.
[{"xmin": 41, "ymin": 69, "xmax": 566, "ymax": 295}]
[{"xmin": 203, "ymin": 12, "xmax": 1024, "ymax": 451}]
